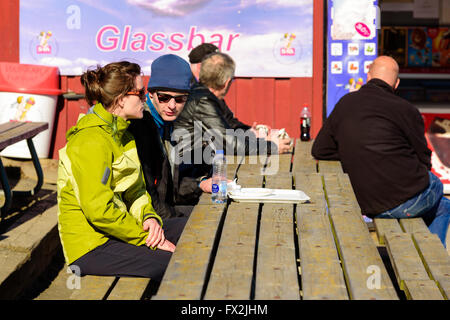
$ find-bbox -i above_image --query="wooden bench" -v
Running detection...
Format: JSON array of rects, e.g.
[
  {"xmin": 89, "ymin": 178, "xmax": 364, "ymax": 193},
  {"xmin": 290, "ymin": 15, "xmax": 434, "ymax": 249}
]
[
  {"xmin": 374, "ymin": 217, "xmax": 450, "ymax": 300},
  {"xmin": 36, "ymin": 264, "xmax": 151, "ymax": 300},
  {"xmin": 0, "ymin": 121, "xmax": 48, "ymax": 220}
]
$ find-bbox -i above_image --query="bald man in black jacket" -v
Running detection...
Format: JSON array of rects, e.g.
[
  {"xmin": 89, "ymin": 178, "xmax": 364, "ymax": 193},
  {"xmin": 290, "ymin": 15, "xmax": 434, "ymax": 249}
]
[{"xmin": 312, "ymin": 56, "xmax": 450, "ymax": 246}]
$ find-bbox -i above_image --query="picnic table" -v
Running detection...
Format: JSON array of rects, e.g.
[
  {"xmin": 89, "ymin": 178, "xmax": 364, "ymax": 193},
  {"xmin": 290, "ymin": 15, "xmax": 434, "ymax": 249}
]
[
  {"xmin": 0, "ymin": 121, "xmax": 48, "ymax": 220},
  {"xmin": 153, "ymin": 139, "xmax": 450, "ymax": 301}
]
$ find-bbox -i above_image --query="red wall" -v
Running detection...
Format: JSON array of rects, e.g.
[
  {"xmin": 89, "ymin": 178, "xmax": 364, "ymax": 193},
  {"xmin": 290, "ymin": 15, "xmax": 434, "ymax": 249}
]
[
  {"xmin": 0, "ymin": 1, "xmax": 19, "ymax": 63},
  {"xmin": 1, "ymin": 1, "xmax": 324, "ymax": 160}
]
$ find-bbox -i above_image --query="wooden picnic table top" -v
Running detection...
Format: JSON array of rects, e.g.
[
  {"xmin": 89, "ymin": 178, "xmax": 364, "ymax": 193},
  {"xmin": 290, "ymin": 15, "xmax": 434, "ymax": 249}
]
[
  {"xmin": 153, "ymin": 139, "xmax": 450, "ymax": 301},
  {"xmin": 0, "ymin": 121, "xmax": 48, "ymax": 151}
]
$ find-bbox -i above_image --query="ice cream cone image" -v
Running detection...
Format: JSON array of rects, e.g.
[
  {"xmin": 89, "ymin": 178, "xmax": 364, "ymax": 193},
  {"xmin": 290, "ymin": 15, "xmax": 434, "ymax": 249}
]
[
  {"xmin": 39, "ymin": 31, "xmax": 52, "ymax": 47},
  {"xmin": 281, "ymin": 33, "xmax": 296, "ymax": 56},
  {"xmin": 14, "ymin": 96, "xmax": 26, "ymax": 120},
  {"xmin": 286, "ymin": 33, "xmax": 296, "ymax": 49},
  {"xmin": 355, "ymin": 77, "xmax": 364, "ymax": 90},
  {"xmin": 19, "ymin": 97, "xmax": 35, "ymax": 121}
]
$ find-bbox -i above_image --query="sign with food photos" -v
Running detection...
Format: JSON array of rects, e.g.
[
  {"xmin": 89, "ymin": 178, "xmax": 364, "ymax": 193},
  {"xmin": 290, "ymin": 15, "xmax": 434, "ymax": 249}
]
[{"xmin": 326, "ymin": 0, "xmax": 379, "ymax": 117}]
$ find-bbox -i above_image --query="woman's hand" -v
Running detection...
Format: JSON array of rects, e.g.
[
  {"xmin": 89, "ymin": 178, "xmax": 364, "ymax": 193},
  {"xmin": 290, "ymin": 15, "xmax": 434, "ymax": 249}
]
[
  {"xmin": 156, "ymin": 239, "xmax": 176, "ymax": 252},
  {"xmin": 143, "ymin": 218, "xmax": 165, "ymax": 249}
]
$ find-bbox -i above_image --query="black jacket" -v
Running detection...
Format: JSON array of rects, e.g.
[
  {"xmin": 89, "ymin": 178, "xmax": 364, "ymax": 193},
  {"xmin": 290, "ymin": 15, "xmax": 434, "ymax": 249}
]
[
  {"xmin": 312, "ymin": 78, "xmax": 431, "ymax": 217},
  {"xmin": 128, "ymin": 111, "xmax": 204, "ymax": 219},
  {"xmin": 218, "ymin": 99, "xmax": 251, "ymax": 131},
  {"xmin": 173, "ymin": 82, "xmax": 276, "ymax": 161}
]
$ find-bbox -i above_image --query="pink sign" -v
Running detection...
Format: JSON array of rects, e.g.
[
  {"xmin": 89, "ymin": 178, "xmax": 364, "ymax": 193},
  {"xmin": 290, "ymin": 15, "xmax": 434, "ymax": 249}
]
[{"xmin": 355, "ymin": 22, "xmax": 371, "ymax": 37}]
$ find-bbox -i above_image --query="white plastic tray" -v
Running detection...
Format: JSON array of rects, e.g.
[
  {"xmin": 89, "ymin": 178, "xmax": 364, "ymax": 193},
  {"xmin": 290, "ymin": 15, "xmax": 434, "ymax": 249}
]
[{"xmin": 228, "ymin": 188, "xmax": 310, "ymax": 204}]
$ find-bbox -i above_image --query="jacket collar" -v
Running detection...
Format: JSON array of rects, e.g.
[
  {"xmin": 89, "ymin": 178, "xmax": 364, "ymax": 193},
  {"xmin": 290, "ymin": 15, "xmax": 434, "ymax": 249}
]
[
  {"xmin": 91, "ymin": 102, "xmax": 129, "ymax": 142},
  {"xmin": 145, "ymin": 93, "xmax": 173, "ymax": 139},
  {"xmin": 367, "ymin": 78, "xmax": 395, "ymax": 94}
]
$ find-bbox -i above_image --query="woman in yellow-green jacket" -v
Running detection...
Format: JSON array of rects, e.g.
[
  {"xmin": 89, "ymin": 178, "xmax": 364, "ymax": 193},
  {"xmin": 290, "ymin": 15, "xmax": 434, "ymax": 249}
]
[{"xmin": 57, "ymin": 61, "xmax": 187, "ymax": 281}]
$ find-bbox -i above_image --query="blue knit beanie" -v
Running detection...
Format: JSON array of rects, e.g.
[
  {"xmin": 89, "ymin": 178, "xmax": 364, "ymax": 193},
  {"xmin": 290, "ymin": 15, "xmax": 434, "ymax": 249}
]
[{"xmin": 148, "ymin": 54, "xmax": 192, "ymax": 93}]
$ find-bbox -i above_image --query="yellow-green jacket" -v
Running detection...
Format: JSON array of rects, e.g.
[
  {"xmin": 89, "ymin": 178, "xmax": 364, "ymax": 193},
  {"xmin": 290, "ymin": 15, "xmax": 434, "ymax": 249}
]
[{"xmin": 57, "ymin": 103, "xmax": 162, "ymax": 265}]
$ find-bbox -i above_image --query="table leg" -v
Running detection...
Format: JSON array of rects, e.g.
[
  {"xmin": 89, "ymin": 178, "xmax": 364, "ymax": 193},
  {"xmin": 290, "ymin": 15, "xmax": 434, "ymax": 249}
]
[
  {"xmin": 0, "ymin": 157, "xmax": 12, "ymax": 218},
  {"xmin": 13, "ymin": 138, "xmax": 44, "ymax": 197}
]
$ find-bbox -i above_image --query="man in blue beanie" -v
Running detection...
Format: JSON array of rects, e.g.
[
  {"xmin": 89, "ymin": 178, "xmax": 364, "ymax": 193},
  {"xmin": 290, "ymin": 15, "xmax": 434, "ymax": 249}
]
[{"xmin": 129, "ymin": 54, "xmax": 211, "ymax": 219}]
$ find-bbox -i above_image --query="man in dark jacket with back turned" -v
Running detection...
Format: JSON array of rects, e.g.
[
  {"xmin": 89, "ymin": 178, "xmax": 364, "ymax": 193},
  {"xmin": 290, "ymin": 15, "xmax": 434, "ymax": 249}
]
[
  {"xmin": 129, "ymin": 54, "xmax": 209, "ymax": 219},
  {"xmin": 312, "ymin": 55, "xmax": 450, "ymax": 247}
]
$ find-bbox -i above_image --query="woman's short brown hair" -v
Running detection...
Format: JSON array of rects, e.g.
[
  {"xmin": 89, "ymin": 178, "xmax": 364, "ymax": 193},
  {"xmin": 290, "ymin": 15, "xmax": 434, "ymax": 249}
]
[{"xmin": 80, "ymin": 61, "xmax": 141, "ymax": 107}]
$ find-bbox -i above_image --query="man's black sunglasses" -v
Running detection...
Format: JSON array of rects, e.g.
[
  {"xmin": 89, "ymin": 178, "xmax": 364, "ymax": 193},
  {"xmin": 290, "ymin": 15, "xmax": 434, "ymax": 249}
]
[{"xmin": 156, "ymin": 92, "xmax": 189, "ymax": 104}]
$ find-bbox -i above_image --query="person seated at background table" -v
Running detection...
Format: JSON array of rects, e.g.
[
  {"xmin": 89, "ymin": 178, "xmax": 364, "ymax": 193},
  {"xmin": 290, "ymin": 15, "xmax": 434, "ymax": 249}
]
[
  {"xmin": 57, "ymin": 61, "xmax": 187, "ymax": 282},
  {"xmin": 311, "ymin": 55, "xmax": 450, "ymax": 247},
  {"xmin": 128, "ymin": 54, "xmax": 212, "ymax": 212},
  {"xmin": 188, "ymin": 43, "xmax": 291, "ymax": 141},
  {"xmin": 174, "ymin": 51, "xmax": 292, "ymax": 171}
]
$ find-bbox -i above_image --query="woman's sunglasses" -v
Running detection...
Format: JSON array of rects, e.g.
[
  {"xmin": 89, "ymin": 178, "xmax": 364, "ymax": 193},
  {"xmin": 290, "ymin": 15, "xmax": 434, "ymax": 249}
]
[
  {"xmin": 126, "ymin": 88, "xmax": 146, "ymax": 101},
  {"xmin": 156, "ymin": 92, "xmax": 189, "ymax": 104}
]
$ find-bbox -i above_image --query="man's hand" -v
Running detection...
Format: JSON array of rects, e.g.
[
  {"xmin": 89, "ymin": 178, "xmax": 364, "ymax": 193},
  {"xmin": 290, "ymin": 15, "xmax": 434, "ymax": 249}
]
[
  {"xmin": 199, "ymin": 177, "xmax": 212, "ymax": 193},
  {"xmin": 266, "ymin": 130, "xmax": 292, "ymax": 154},
  {"xmin": 199, "ymin": 178, "xmax": 233, "ymax": 193},
  {"xmin": 143, "ymin": 218, "xmax": 165, "ymax": 249},
  {"xmin": 250, "ymin": 122, "xmax": 271, "ymax": 138},
  {"xmin": 275, "ymin": 137, "xmax": 292, "ymax": 154}
]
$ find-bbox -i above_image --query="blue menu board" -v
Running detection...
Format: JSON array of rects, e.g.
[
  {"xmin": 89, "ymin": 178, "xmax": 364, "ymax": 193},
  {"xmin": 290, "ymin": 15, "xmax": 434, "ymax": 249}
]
[{"xmin": 326, "ymin": 0, "xmax": 379, "ymax": 117}]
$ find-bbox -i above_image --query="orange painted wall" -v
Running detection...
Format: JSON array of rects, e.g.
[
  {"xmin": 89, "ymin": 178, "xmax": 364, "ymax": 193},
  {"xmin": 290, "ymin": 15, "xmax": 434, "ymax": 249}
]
[{"xmin": 0, "ymin": 1, "xmax": 324, "ymax": 160}]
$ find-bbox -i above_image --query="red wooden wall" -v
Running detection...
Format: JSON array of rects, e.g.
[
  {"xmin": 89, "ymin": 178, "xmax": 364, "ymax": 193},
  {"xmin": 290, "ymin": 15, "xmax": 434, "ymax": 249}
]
[{"xmin": 1, "ymin": 1, "xmax": 324, "ymax": 160}]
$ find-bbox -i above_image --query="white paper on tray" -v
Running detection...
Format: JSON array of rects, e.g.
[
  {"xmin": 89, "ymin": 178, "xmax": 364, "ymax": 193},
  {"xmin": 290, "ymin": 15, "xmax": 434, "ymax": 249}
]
[{"xmin": 228, "ymin": 188, "xmax": 310, "ymax": 203}]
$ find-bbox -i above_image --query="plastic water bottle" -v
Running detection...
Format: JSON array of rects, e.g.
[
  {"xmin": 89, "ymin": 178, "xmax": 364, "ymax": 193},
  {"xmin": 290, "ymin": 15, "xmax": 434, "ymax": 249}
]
[
  {"xmin": 300, "ymin": 104, "xmax": 311, "ymax": 141},
  {"xmin": 212, "ymin": 150, "xmax": 227, "ymax": 203}
]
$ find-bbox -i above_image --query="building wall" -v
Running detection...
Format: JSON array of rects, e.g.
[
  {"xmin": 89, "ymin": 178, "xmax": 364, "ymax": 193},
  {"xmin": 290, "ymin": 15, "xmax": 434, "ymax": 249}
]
[{"xmin": 0, "ymin": 1, "xmax": 324, "ymax": 159}]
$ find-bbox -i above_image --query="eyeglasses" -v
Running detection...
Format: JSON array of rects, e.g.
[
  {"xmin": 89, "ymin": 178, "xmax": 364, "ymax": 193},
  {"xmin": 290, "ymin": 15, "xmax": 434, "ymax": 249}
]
[
  {"xmin": 156, "ymin": 92, "xmax": 189, "ymax": 104},
  {"xmin": 126, "ymin": 88, "xmax": 146, "ymax": 101}
]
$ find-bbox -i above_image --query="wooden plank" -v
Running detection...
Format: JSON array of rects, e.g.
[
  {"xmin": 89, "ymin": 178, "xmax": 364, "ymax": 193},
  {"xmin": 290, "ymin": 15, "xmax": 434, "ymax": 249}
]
[
  {"xmin": 318, "ymin": 160, "xmax": 344, "ymax": 173},
  {"xmin": 293, "ymin": 139, "xmax": 313, "ymax": 160},
  {"xmin": 0, "ymin": 121, "xmax": 25, "ymax": 134},
  {"xmin": 329, "ymin": 207, "xmax": 398, "ymax": 299},
  {"xmin": 197, "ymin": 192, "xmax": 213, "ymax": 205},
  {"xmin": 107, "ymin": 277, "xmax": 150, "ymax": 300},
  {"xmin": 412, "ymin": 233, "xmax": 450, "ymax": 298},
  {"xmin": 263, "ymin": 154, "xmax": 292, "ymax": 174},
  {"xmin": 265, "ymin": 172, "xmax": 292, "ymax": 189},
  {"xmin": 254, "ymin": 173, "xmax": 298, "ymax": 299},
  {"xmin": 204, "ymin": 203, "xmax": 259, "ymax": 300},
  {"xmin": 153, "ymin": 203, "xmax": 226, "ymax": 300},
  {"xmin": 226, "ymin": 155, "xmax": 241, "ymax": 180},
  {"xmin": 404, "ymin": 280, "xmax": 444, "ymax": 300},
  {"xmin": 292, "ymin": 139, "xmax": 316, "ymax": 173},
  {"xmin": 374, "ymin": 219, "xmax": 403, "ymax": 245},
  {"xmin": 297, "ymin": 206, "xmax": 348, "ymax": 300},
  {"xmin": 438, "ymin": 279, "xmax": 450, "ymax": 300},
  {"xmin": 399, "ymin": 218, "xmax": 430, "ymax": 234},
  {"xmin": 384, "ymin": 233, "xmax": 430, "ymax": 291},
  {"xmin": 69, "ymin": 275, "xmax": 116, "ymax": 300},
  {"xmin": 236, "ymin": 157, "xmax": 265, "ymax": 188},
  {"xmin": 255, "ymin": 203, "xmax": 300, "ymax": 300},
  {"xmin": 238, "ymin": 155, "xmax": 267, "ymax": 173},
  {"xmin": 323, "ymin": 173, "xmax": 360, "ymax": 212},
  {"xmin": 36, "ymin": 265, "xmax": 78, "ymax": 300},
  {"xmin": 0, "ymin": 122, "xmax": 48, "ymax": 150},
  {"xmin": 294, "ymin": 173, "xmax": 326, "ymax": 209}
]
